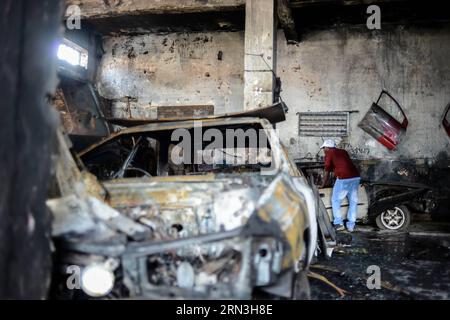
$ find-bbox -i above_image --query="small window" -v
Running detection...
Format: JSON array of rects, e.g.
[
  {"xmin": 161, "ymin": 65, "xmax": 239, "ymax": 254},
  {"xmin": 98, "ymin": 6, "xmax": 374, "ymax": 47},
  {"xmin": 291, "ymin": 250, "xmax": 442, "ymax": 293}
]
[{"xmin": 57, "ymin": 39, "xmax": 88, "ymax": 69}]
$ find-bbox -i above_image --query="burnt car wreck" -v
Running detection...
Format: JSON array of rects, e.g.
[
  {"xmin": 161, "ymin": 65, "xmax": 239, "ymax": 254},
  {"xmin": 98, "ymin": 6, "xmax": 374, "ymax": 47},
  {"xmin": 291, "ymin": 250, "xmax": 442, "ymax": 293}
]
[
  {"xmin": 365, "ymin": 181, "xmax": 438, "ymax": 231},
  {"xmin": 4, "ymin": 0, "xmax": 450, "ymax": 303},
  {"xmin": 299, "ymin": 163, "xmax": 440, "ymax": 232},
  {"xmin": 47, "ymin": 106, "xmax": 318, "ymax": 299}
]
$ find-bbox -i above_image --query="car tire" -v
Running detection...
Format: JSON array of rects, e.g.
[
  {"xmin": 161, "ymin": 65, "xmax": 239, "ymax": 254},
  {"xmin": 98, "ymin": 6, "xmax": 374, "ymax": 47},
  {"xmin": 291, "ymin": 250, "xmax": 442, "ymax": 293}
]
[
  {"xmin": 291, "ymin": 271, "xmax": 311, "ymax": 300},
  {"xmin": 375, "ymin": 205, "xmax": 411, "ymax": 231}
]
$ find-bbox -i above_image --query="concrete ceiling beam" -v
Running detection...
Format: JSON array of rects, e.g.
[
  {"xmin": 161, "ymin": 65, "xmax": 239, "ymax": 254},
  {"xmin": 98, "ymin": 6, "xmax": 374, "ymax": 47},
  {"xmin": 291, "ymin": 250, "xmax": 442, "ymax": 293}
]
[
  {"xmin": 277, "ymin": 0, "xmax": 300, "ymax": 44},
  {"xmin": 65, "ymin": 0, "xmax": 246, "ymax": 19}
]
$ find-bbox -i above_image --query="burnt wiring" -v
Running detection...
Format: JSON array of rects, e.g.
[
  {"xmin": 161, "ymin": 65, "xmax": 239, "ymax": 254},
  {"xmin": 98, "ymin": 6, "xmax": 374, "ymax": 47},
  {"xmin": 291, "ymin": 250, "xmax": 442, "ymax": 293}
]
[{"xmin": 113, "ymin": 136, "xmax": 143, "ymax": 179}]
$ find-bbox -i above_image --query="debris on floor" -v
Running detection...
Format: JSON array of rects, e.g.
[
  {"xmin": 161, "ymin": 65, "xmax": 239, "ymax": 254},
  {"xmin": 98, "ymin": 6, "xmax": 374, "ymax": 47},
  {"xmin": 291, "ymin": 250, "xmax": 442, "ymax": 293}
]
[{"xmin": 309, "ymin": 223, "xmax": 450, "ymax": 300}]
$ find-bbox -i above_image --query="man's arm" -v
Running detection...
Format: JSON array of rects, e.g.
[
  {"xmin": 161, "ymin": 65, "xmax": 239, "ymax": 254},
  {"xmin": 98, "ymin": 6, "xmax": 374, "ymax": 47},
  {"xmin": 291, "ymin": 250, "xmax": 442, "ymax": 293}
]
[
  {"xmin": 320, "ymin": 170, "xmax": 330, "ymax": 189},
  {"xmin": 320, "ymin": 149, "xmax": 332, "ymax": 188}
]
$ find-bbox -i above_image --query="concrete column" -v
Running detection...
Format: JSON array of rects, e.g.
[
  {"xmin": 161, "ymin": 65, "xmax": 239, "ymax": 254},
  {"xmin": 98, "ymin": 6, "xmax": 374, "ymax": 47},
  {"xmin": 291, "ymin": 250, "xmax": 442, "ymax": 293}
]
[{"xmin": 244, "ymin": 0, "xmax": 277, "ymax": 110}]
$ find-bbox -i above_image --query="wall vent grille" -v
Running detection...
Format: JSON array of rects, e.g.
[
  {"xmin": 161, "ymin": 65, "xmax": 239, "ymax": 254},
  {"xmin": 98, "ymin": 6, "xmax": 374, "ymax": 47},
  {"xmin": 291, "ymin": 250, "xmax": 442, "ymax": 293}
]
[{"xmin": 297, "ymin": 112, "xmax": 349, "ymax": 137}]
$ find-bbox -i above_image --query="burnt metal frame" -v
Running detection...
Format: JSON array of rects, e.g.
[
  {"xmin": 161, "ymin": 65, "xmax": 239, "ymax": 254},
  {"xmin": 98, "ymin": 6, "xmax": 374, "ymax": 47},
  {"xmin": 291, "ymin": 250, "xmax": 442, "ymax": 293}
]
[{"xmin": 365, "ymin": 181, "xmax": 434, "ymax": 218}]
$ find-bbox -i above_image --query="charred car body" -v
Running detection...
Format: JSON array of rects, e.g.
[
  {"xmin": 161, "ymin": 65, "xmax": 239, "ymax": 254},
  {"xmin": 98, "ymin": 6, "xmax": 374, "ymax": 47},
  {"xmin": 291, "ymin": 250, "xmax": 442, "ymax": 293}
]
[
  {"xmin": 48, "ymin": 104, "xmax": 318, "ymax": 299},
  {"xmin": 300, "ymin": 164, "xmax": 438, "ymax": 232},
  {"xmin": 365, "ymin": 181, "xmax": 437, "ymax": 231}
]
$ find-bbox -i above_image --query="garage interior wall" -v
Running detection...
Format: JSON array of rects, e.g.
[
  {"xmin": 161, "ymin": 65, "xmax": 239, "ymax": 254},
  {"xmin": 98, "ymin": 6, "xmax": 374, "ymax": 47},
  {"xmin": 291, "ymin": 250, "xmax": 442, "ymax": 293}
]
[
  {"xmin": 97, "ymin": 32, "xmax": 245, "ymax": 116},
  {"xmin": 95, "ymin": 24, "xmax": 450, "ymax": 164}
]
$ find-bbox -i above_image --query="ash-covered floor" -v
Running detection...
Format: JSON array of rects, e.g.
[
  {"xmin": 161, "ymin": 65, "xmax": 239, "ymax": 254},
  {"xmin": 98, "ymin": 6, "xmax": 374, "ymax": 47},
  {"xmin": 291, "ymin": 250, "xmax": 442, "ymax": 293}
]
[{"xmin": 309, "ymin": 218, "xmax": 450, "ymax": 300}]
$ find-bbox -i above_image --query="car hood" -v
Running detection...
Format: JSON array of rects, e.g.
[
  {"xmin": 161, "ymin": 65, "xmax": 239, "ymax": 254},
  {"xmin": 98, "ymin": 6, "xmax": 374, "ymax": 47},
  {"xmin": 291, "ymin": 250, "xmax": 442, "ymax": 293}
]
[
  {"xmin": 102, "ymin": 173, "xmax": 275, "ymax": 237},
  {"xmin": 104, "ymin": 173, "xmax": 272, "ymax": 206}
]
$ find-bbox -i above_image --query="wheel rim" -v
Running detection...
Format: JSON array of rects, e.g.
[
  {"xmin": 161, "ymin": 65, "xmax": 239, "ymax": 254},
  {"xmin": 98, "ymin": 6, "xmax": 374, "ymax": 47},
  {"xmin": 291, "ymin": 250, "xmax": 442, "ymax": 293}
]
[{"xmin": 380, "ymin": 207, "xmax": 406, "ymax": 230}]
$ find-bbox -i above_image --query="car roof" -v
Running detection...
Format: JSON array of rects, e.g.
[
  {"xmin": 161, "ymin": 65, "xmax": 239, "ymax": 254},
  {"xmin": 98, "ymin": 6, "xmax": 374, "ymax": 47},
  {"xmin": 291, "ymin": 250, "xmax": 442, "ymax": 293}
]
[
  {"xmin": 106, "ymin": 102, "xmax": 286, "ymax": 127},
  {"xmin": 78, "ymin": 116, "xmax": 270, "ymax": 157}
]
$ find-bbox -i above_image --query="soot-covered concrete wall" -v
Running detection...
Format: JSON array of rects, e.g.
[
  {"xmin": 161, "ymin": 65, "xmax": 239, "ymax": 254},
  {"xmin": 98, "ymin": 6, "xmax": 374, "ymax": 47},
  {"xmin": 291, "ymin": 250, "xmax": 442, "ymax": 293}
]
[
  {"xmin": 277, "ymin": 25, "xmax": 450, "ymax": 163},
  {"xmin": 96, "ymin": 25, "xmax": 450, "ymax": 163},
  {"xmin": 97, "ymin": 32, "xmax": 245, "ymax": 117}
]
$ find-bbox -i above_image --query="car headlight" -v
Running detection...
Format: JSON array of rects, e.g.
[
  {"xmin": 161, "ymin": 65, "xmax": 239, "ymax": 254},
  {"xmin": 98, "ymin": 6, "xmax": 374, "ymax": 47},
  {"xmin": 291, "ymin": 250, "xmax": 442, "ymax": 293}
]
[{"xmin": 81, "ymin": 264, "xmax": 115, "ymax": 297}]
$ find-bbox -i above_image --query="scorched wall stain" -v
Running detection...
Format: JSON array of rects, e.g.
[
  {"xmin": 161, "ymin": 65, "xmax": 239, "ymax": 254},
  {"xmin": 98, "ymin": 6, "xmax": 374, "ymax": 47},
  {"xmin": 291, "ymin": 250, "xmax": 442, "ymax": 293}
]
[{"xmin": 97, "ymin": 32, "xmax": 245, "ymax": 116}]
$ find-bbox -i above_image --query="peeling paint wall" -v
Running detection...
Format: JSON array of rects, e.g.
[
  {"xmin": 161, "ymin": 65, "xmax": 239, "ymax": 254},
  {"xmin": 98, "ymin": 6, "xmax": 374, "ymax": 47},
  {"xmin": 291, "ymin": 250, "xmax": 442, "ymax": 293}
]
[
  {"xmin": 97, "ymin": 32, "xmax": 245, "ymax": 116},
  {"xmin": 96, "ymin": 24, "xmax": 450, "ymax": 162}
]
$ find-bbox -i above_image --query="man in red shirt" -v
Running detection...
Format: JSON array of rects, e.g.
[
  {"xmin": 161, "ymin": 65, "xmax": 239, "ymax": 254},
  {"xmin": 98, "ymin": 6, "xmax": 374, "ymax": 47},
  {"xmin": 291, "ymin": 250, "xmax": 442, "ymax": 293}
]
[{"xmin": 320, "ymin": 140, "xmax": 360, "ymax": 232}]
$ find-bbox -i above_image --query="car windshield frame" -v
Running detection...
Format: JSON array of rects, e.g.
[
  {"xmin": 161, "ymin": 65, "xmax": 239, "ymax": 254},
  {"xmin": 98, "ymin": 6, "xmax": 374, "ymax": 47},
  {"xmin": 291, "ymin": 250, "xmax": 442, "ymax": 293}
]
[{"xmin": 79, "ymin": 117, "xmax": 289, "ymax": 180}]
